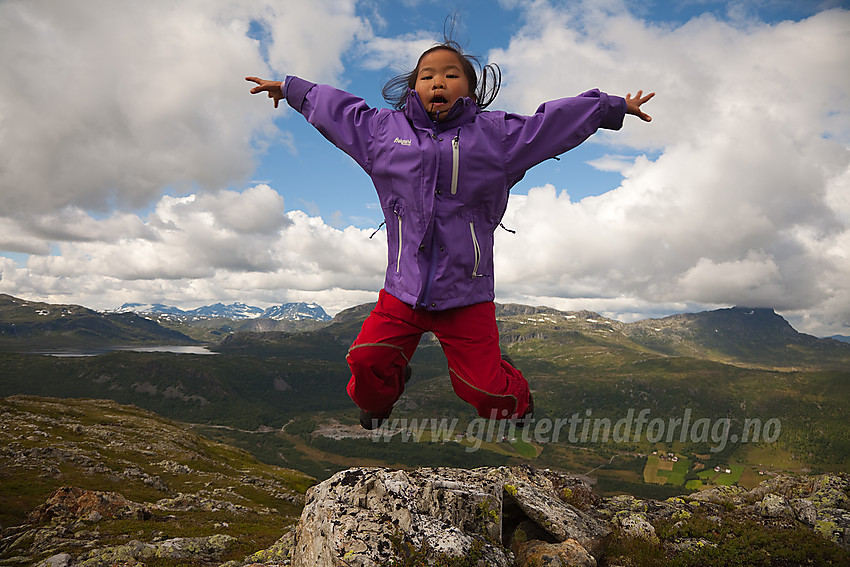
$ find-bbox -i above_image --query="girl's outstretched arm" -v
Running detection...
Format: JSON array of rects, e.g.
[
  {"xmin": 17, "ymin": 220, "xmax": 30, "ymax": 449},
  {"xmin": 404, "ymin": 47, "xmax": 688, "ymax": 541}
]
[
  {"xmin": 625, "ymin": 90, "xmax": 655, "ymax": 122},
  {"xmin": 246, "ymin": 76, "xmax": 284, "ymax": 108}
]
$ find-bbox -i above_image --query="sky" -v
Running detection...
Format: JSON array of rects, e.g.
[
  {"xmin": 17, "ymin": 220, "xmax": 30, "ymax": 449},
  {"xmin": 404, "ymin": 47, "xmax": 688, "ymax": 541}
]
[{"xmin": 1, "ymin": 0, "xmax": 849, "ymax": 337}]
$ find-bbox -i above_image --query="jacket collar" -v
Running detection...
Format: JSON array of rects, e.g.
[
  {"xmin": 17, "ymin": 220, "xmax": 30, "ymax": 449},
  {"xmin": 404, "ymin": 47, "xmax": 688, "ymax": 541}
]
[{"xmin": 404, "ymin": 89, "xmax": 478, "ymax": 132}]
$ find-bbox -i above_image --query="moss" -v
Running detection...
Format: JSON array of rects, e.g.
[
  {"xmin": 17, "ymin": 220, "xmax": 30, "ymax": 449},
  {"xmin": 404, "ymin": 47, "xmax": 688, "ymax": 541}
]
[
  {"xmin": 672, "ymin": 509, "xmax": 692, "ymax": 522},
  {"xmin": 511, "ymin": 526, "xmax": 528, "ymax": 544},
  {"xmin": 477, "ymin": 498, "xmax": 499, "ymax": 523},
  {"xmin": 504, "ymin": 484, "xmax": 518, "ymax": 497},
  {"xmin": 814, "ymin": 519, "xmax": 839, "ymax": 540}
]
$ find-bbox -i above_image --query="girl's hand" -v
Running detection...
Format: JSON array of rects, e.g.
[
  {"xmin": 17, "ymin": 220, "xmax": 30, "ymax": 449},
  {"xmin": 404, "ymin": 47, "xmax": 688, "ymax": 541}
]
[
  {"xmin": 246, "ymin": 76, "xmax": 284, "ymax": 108},
  {"xmin": 625, "ymin": 90, "xmax": 655, "ymax": 122}
]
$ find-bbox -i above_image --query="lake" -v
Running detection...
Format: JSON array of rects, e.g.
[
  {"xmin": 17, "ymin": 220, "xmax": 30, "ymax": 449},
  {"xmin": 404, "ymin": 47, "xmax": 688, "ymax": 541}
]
[{"xmin": 28, "ymin": 345, "xmax": 217, "ymax": 357}]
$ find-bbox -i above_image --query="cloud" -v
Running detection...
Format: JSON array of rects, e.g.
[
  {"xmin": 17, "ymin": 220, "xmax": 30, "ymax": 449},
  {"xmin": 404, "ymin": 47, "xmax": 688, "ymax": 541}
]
[
  {"xmin": 0, "ymin": 0, "xmax": 366, "ymax": 216},
  {"xmin": 487, "ymin": 1, "xmax": 850, "ymax": 334},
  {"xmin": 0, "ymin": 186, "xmax": 386, "ymax": 312}
]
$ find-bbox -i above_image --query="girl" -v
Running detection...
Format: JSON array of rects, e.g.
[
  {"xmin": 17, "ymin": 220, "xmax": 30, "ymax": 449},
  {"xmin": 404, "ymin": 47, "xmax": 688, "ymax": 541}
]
[{"xmin": 247, "ymin": 40, "xmax": 654, "ymax": 430}]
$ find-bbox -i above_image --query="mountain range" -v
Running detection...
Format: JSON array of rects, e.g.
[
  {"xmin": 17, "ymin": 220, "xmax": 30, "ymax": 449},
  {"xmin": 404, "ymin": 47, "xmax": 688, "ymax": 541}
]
[{"xmin": 115, "ymin": 301, "xmax": 331, "ymax": 322}]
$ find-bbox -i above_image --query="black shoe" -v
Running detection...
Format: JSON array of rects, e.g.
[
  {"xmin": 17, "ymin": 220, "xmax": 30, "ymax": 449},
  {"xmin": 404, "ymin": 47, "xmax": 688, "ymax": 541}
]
[
  {"xmin": 360, "ymin": 408, "xmax": 392, "ymax": 430},
  {"xmin": 514, "ymin": 393, "xmax": 534, "ymax": 428},
  {"xmin": 358, "ymin": 365, "xmax": 411, "ymax": 430},
  {"xmin": 503, "ymin": 354, "xmax": 533, "ymax": 427}
]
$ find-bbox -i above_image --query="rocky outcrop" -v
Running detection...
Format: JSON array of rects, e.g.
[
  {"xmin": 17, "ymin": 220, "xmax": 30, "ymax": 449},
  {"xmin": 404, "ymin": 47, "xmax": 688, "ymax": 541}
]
[
  {"xmin": 238, "ymin": 466, "xmax": 850, "ymax": 567},
  {"xmin": 287, "ymin": 466, "xmax": 609, "ymax": 566},
  {"xmin": 5, "ymin": 466, "xmax": 850, "ymax": 566}
]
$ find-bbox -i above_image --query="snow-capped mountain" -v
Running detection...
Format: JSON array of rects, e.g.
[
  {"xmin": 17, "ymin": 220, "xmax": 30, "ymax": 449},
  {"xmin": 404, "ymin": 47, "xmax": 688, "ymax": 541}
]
[
  {"xmin": 116, "ymin": 302, "xmax": 186, "ymax": 316},
  {"xmin": 114, "ymin": 301, "xmax": 330, "ymax": 322},
  {"xmin": 187, "ymin": 302, "xmax": 265, "ymax": 320},
  {"xmin": 261, "ymin": 303, "xmax": 331, "ymax": 321}
]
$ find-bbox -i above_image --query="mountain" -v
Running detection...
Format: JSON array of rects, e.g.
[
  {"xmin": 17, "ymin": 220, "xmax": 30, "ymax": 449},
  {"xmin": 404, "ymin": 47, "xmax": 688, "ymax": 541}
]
[
  {"xmin": 116, "ymin": 301, "xmax": 331, "ymax": 322},
  {"xmin": 262, "ymin": 302, "xmax": 331, "ymax": 321},
  {"xmin": 621, "ymin": 306, "xmax": 850, "ymax": 369},
  {"xmin": 0, "ymin": 294, "xmax": 196, "ymax": 350},
  {"xmin": 493, "ymin": 303, "xmax": 850, "ymax": 371},
  {"xmin": 186, "ymin": 301, "xmax": 266, "ymax": 319},
  {"xmin": 830, "ymin": 335, "xmax": 850, "ymax": 343}
]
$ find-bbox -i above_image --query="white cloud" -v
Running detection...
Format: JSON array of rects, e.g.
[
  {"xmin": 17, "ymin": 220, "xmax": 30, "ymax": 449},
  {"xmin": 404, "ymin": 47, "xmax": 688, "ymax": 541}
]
[
  {"xmin": 0, "ymin": 186, "xmax": 386, "ymax": 313},
  {"xmin": 0, "ymin": 0, "xmax": 366, "ymax": 215},
  {"xmin": 487, "ymin": 1, "xmax": 850, "ymax": 335}
]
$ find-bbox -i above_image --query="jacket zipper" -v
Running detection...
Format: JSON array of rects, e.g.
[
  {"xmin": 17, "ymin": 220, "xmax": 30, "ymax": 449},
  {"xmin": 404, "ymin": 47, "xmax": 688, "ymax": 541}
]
[
  {"xmin": 469, "ymin": 221, "xmax": 481, "ymax": 277},
  {"xmin": 451, "ymin": 134, "xmax": 459, "ymax": 195},
  {"xmin": 395, "ymin": 209, "xmax": 403, "ymax": 273}
]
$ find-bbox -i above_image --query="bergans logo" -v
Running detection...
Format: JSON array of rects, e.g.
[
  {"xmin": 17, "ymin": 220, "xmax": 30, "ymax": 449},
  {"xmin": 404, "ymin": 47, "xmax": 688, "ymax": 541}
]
[{"xmin": 393, "ymin": 137, "xmax": 412, "ymax": 146}]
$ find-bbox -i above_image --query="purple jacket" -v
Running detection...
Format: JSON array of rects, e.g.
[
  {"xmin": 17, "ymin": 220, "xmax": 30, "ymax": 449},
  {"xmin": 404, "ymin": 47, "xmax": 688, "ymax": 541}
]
[{"xmin": 283, "ymin": 76, "xmax": 625, "ymax": 311}]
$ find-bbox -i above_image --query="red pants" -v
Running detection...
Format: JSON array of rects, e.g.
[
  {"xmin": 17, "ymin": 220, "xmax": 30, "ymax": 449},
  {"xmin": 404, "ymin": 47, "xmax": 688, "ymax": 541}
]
[{"xmin": 346, "ymin": 289, "xmax": 531, "ymax": 419}]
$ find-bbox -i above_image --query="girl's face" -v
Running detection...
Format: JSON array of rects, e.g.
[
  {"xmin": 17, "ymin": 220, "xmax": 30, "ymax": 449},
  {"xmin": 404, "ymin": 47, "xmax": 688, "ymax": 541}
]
[{"xmin": 414, "ymin": 49, "xmax": 472, "ymax": 120}]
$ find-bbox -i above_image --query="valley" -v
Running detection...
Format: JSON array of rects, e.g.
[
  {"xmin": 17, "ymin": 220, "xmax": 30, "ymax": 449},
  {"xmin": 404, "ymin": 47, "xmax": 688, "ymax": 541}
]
[{"xmin": 1, "ymin": 293, "xmax": 848, "ymax": 501}]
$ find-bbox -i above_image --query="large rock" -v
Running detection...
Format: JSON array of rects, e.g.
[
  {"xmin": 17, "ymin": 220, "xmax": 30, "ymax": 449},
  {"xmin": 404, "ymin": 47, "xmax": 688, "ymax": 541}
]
[
  {"xmin": 290, "ymin": 466, "xmax": 607, "ymax": 567},
  {"xmin": 27, "ymin": 486, "xmax": 150, "ymax": 524}
]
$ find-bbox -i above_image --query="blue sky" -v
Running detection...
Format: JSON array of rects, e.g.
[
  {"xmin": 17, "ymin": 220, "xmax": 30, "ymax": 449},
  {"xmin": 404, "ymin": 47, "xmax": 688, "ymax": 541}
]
[{"xmin": 1, "ymin": 0, "xmax": 849, "ymax": 336}]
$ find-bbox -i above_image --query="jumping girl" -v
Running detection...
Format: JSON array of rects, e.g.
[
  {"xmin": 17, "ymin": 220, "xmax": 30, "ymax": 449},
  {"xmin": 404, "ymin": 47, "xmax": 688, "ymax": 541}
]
[{"xmin": 247, "ymin": 38, "xmax": 654, "ymax": 430}]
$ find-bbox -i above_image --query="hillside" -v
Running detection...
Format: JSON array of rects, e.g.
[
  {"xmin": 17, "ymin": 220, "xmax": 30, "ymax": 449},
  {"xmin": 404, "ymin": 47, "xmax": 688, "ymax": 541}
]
[
  {"xmin": 0, "ymin": 294, "xmax": 196, "ymax": 350},
  {"xmin": 3, "ymin": 398, "xmax": 846, "ymax": 566},
  {"xmin": 0, "ymin": 395, "xmax": 314, "ymax": 566}
]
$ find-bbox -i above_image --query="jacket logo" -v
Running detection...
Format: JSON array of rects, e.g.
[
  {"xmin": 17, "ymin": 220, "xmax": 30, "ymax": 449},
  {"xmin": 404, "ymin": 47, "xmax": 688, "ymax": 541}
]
[{"xmin": 393, "ymin": 137, "xmax": 412, "ymax": 147}]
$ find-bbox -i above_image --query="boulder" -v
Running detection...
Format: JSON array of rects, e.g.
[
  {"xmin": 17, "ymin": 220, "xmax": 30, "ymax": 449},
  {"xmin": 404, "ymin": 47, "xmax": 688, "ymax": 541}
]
[
  {"xmin": 27, "ymin": 487, "xmax": 150, "ymax": 524},
  {"xmin": 35, "ymin": 552, "xmax": 72, "ymax": 567},
  {"xmin": 758, "ymin": 494, "xmax": 794, "ymax": 518},
  {"xmin": 289, "ymin": 466, "xmax": 608, "ymax": 567},
  {"xmin": 615, "ymin": 513, "xmax": 659, "ymax": 543},
  {"xmin": 512, "ymin": 538, "xmax": 597, "ymax": 567}
]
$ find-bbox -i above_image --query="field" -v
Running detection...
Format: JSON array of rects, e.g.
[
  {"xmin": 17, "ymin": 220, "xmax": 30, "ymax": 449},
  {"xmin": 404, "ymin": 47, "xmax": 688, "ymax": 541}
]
[{"xmin": 643, "ymin": 454, "xmax": 691, "ymax": 485}]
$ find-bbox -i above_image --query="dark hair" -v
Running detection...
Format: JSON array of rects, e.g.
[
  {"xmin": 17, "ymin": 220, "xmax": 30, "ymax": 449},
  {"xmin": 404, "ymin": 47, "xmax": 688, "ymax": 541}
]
[{"xmin": 382, "ymin": 38, "xmax": 501, "ymax": 111}]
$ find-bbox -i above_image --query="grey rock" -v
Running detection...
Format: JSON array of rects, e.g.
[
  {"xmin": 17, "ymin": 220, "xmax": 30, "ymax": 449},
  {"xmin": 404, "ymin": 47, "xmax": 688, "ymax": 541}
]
[
  {"xmin": 687, "ymin": 484, "xmax": 747, "ymax": 506},
  {"xmin": 292, "ymin": 467, "xmax": 511, "ymax": 567},
  {"xmin": 288, "ymin": 466, "xmax": 610, "ymax": 567},
  {"xmin": 35, "ymin": 552, "xmax": 73, "ymax": 567},
  {"xmin": 615, "ymin": 513, "xmax": 658, "ymax": 542},
  {"xmin": 790, "ymin": 498, "xmax": 817, "ymax": 525},
  {"xmin": 758, "ymin": 494, "xmax": 794, "ymax": 518},
  {"xmin": 504, "ymin": 467, "xmax": 610, "ymax": 555}
]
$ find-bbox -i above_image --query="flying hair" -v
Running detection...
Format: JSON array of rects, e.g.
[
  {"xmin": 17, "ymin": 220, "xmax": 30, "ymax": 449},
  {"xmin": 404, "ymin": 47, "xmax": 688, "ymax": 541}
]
[{"xmin": 382, "ymin": 24, "xmax": 501, "ymax": 111}]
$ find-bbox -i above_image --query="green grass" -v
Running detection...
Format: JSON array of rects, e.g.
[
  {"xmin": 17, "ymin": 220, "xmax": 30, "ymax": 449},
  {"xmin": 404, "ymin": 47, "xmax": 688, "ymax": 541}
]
[
  {"xmin": 510, "ymin": 439, "xmax": 538, "ymax": 458},
  {"xmin": 715, "ymin": 465, "xmax": 745, "ymax": 486},
  {"xmin": 664, "ymin": 457, "xmax": 692, "ymax": 486}
]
